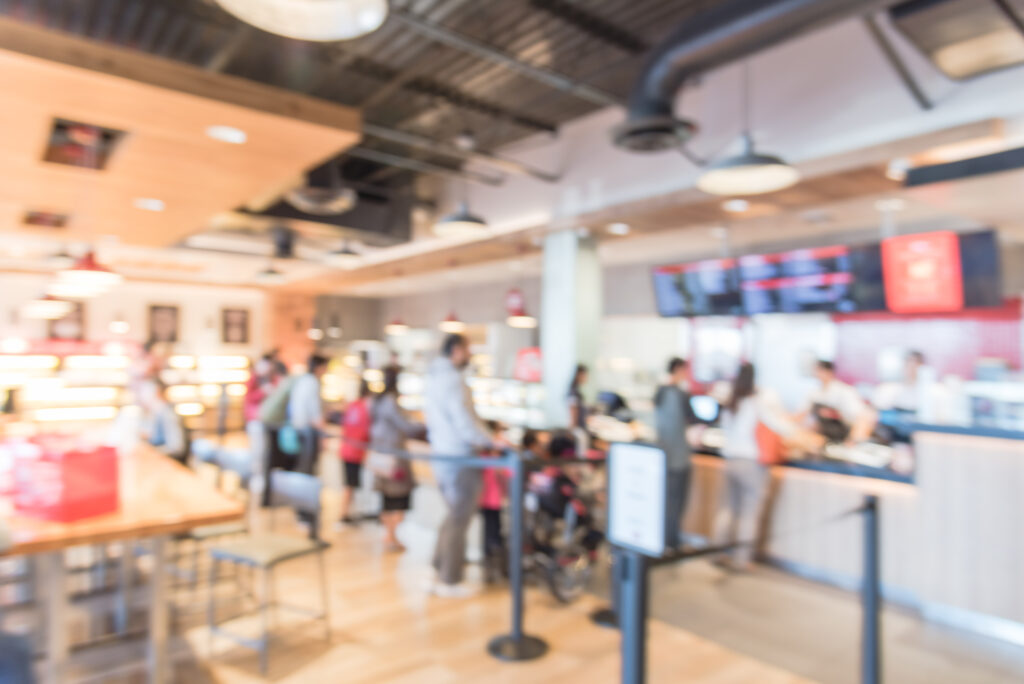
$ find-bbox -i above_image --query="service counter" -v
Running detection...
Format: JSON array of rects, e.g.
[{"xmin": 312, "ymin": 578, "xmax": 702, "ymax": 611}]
[{"xmin": 685, "ymin": 427, "xmax": 1024, "ymax": 644}]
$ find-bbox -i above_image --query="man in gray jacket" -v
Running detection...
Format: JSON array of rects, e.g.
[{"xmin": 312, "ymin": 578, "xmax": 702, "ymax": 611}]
[
  {"xmin": 424, "ymin": 333, "xmax": 498, "ymax": 597},
  {"xmin": 654, "ymin": 357, "xmax": 695, "ymax": 548}
]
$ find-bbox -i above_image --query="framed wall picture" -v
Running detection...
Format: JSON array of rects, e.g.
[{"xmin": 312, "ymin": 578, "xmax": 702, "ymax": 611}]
[
  {"xmin": 48, "ymin": 301, "xmax": 85, "ymax": 341},
  {"xmin": 221, "ymin": 308, "xmax": 250, "ymax": 345},
  {"xmin": 148, "ymin": 304, "xmax": 180, "ymax": 344}
]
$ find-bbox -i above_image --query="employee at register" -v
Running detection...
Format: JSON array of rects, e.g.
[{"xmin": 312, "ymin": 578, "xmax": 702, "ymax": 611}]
[{"xmin": 797, "ymin": 360, "xmax": 876, "ymax": 444}]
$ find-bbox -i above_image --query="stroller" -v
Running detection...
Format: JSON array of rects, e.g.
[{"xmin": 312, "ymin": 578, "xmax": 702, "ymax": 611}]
[{"xmin": 522, "ymin": 435, "xmax": 604, "ymax": 603}]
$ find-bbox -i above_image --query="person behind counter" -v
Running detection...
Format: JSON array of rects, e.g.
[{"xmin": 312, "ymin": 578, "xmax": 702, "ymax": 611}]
[
  {"xmin": 654, "ymin": 357, "xmax": 695, "ymax": 548},
  {"xmin": 797, "ymin": 360, "xmax": 877, "ymax": 444},
  {"xmin": 567, "ymin": 364, "xmax": 589, "ymax": 431}
]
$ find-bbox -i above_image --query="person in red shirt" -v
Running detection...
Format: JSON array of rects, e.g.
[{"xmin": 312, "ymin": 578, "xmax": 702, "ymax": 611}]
[{"xmin": 339, "ymin": 380, "xmax": 374, "ymax": 525}]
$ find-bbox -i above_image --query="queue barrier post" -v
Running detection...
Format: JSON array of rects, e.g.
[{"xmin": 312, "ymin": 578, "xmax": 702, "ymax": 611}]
[
  {"xmin": 618, "ymin": 548, "xmax": 648, "ymax": 684},
  {"xmin": 487, "ymin": 451, "xmax": 549, "ymax": 661},
  {"xmin": 862, "ymin": 494, "xmax": 881, "ymax": 684},
  {"xmin": 590, "ymin": 547, "xmax": 620, "ymax": 629}
]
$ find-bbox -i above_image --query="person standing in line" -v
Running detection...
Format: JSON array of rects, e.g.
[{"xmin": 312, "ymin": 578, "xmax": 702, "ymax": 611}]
[
  {"xmin": 288, "ymin": 353, "xmax": 329, "ymax": 475},
  {"xmin": 424, "ymin": 333, "xmax": 501, "ymax": 598},
  {"xmin": 338, "ymin": 380, "xmax": 374, "ymax": 526},
  {"xmin": 653, "ymin": 357, "xmax": 695, "ymax": 548},
  {"xmin": 244, "ymin": 355, "xmax": 278, "ymax": 475},
  {"xmin": 714, "ymin": 362, "xmax": 789, "ymax": 571},
  {"xmin": 367, "ymin": 367, "xmax": 424, "ymax": 551}
]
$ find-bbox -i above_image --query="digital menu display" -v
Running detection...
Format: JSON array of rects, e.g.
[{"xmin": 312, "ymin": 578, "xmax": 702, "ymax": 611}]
[
  {"xmin": 651, "ymin": 259, "xmax": 743, "ymax": 317},
  {"xmin": 653, "ymin": 230, "xmax": 1001, "ymax": 318},
  {"xmin": 881, "ymin": 229, "xmax": 1002, "ymax": 312},
  {"xmin": 739, "ymin": 246, "xmax": 857, "ymax": 314}
]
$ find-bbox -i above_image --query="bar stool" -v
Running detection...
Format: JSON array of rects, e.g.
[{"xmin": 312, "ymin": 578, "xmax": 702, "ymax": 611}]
[{"xmin": 206, "ymin": 470, "xmax": 330, "ymax": 675}]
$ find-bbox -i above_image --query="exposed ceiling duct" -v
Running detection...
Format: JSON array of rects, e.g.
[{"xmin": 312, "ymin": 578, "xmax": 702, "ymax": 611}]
[{"xmin": 613, "ymin": 0, "xmax": 896, "ymax": 153}]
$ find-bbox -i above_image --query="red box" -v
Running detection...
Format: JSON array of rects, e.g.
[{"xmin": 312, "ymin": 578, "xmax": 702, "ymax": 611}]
[{"xmin": 8, "ymin": 437, "xmax": 119, "ymax": 522}]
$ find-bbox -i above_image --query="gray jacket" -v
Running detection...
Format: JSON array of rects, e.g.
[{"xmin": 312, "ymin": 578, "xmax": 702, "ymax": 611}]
[
  {"xmin": 424, "ymin": 357, "xmax": 491, "ymax": 479},
  {"xmin": 653, "ymin": 384, "xmax": 692, "ymax": 471},
  {"xmin": 370, "ymin": 394, "xmax": 422, "ymax": 497}
]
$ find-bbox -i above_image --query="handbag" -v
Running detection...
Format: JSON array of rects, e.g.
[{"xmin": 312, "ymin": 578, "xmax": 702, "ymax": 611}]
[
  {"xmin": 365, "ymin": 450, "xmax": 398, "ymax": 479},
  {"xmin": 277, "ymin": 424, "xmax": 301, "ymax": 456},
  {"xmin": 756, "ymin": 422, "xmax": 785, "ymax": 466}
]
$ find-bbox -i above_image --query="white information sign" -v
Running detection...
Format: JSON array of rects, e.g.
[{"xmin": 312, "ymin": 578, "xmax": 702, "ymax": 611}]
[{"xmin": 607, "ymin": 442, "xmax": 667, "ymax": 557}]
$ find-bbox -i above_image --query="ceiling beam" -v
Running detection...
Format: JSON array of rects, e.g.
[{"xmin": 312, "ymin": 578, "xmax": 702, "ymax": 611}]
[{"xmin": 0, "ymin": 16, "xmax": 361, "ymax": 133}]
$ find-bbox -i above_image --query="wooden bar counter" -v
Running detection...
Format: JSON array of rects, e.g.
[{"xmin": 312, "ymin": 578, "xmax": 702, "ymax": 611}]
[{"xmin": 684, "ymin": 428, "xmax": 1024, "ymax": 645}]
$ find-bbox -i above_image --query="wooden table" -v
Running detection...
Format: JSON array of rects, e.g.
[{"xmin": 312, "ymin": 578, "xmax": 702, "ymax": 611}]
[{"xmin": 0, "ymin": 443, "xmax": 244, "ymax": 683}]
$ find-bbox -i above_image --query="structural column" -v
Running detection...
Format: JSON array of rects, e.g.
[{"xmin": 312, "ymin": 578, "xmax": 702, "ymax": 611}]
[{"xmin": 540, "ymin": 230, "xmax": 602, "ymax": 427}]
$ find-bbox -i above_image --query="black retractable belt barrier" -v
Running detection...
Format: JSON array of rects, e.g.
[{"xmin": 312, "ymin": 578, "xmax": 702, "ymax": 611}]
[
  {"xmin": 337, "ymin": 435, "xmax": 548, "ymax": 662},
  {"xmin": 610, "ymin": 501, "xmax": 872, "ymax": 684}
]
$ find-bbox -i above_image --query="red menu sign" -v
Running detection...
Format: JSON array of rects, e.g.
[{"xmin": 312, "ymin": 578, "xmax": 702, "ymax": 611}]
[
  {"xmin": 513, "ymin": 347, "xmax": 542, "ymax": 383},
  {"xmin": 882, "ymin": 231, "xmax": 964, "ymax": 313}
]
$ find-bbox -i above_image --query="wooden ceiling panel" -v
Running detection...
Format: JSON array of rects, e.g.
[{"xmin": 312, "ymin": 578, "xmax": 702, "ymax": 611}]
[{"xmin": 0, "ymin": 20, "xmax": 361, "ymax": 248}]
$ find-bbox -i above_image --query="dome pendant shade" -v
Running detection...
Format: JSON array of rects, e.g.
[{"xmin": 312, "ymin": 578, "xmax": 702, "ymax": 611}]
[
  {"xmin": 697, "ymin": 134, "xmax": 799, "ymax": 196},
  {"xmin": 433, "ymin": 202, "xmax": 488, "ymax": 238},
  {"xmin": 214, "ymin": 0, "xmax": 389, "ymax": 42},
  {"xmin": 439, "ymin": 312, "xmax": 466, "ymax": 333},
  {"xmin": 57, "ymin": 251, "xmax": 123, "ymax": 292}
]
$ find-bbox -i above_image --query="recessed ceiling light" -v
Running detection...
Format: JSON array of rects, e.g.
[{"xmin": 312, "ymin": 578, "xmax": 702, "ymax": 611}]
[
  {"xmin": 206, "ymin": 125, "xmax": 247, "ymax": 145},
  {"xmin": 722, "ymin": 199, "xmax": 750, "ymax": 213},
  {"xmin": 133, "ymin": 197, "xmax": 165, "ymax": 212},
  {"xmin": 607, "ymin": 222, "xmax": 631, "ymax": 236},
  {"xmin": 875, "ymin": 198, "xmax": 907, "ymax": 213}
]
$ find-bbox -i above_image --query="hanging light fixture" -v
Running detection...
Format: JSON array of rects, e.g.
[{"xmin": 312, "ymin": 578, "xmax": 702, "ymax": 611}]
[
  {"xmin": 324, "ymin": 240, "xmax": 362, "ymax": 269},
  {"xmin": 214, "ymin": 0, "xmax": 389, "ymax": 42},
  {"xmin": 384, "ymin": 319, "xmax": 409, "ymax": 336},
  {"xmin": 255, "ymin": 261, "xmax": 286, "ymax": 284},
  {"xmin": 20, "ymin": 295, "xmax": 74, "ymax": 320},
  {"xmin": 504, "ymin": 288, "xmax": 537, "ymax": 329},
  {"xmin": 56, "ymin": 250, "xmax": 123, "ymax": 292},
  {"xmin": 433, "ymin": 202, "xmax": 488, "ymax": 238},
  {"xmin": 439, "ymin": 312, "xmax": 466, "ymax": 334},
  {"xmin": 697, "ymin": 62, "xmax": 799, "ymax": 197}
]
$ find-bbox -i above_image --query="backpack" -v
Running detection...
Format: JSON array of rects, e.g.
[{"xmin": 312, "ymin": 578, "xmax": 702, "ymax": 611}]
[{"xmin": 258, "ymin": 376, "xmax": 295, "ymax": 427}]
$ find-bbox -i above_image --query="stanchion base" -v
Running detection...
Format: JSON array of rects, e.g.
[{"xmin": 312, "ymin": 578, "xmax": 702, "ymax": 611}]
[
  {"xmin": 590, "ymin": 607, "xmax": 618, "ymax": 629},
  {"xmin": 487, "ymin": 634, "xmax": 549, "ymax": 661}
]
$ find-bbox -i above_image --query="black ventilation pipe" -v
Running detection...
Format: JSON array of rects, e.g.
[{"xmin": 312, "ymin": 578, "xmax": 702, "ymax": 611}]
[{"xmin": 613, "ymin": 0, "xmax": 896, "ymax": 152}]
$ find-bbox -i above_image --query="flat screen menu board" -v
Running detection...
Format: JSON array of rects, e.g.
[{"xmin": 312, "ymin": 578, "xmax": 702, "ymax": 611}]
[
  {"xmin": 651, "ymin": 259, "xmax": 743, "ymax": 317},
  {"xmin": 739, "ymin": 246, "xmax": 858, "ymax": 314},
  {"xmin": 654, "ymin": 230, "xmax": 1001, "ymax": 318},
  {"xmin": 882, "ymin": 229, "xmax": 1001, "ymax": 312}
]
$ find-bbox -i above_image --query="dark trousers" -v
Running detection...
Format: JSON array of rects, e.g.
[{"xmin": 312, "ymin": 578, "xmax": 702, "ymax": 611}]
[
  {"xmin": 481, "ymin": 508, "xmax": 504, "ymax": 558},
  {"xmin": 262, "ymin": 425, "xmax": 287, "ymax": 507},
  {"xmin": 665, "ymin": 466, "xmax": 692, "ymax": 549},
  {"xmin": 296, "ymin": 427, "xmax": 321, "ymax": 475},
  {"xmin": 0, "ymin": 633, "xmax": 34, "ymax": 684}
]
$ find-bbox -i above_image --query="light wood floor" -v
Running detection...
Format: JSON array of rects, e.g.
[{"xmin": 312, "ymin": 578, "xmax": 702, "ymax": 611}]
[{"xmin": 138, "ymin": 516, "xmax": 807, "ymax": 684}]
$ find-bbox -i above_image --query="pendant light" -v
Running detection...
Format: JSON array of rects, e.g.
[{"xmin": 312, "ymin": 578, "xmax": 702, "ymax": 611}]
[
  {"xmin": 697, "ymin": 61, "xmax": 799, "ymax": 196},
  {"xmin": 438, "ymin": 262, "xmax": 466, "ymax": 333},
  {"xmin": 214, "ymin": 0, "xmax": 389, "ymax": 42},
  {"xmin": 21, "ymin": 295, "xmax": 74, "ymax": 320},
  {"xmin": 384, "ymin": 319, "xmax": 409, "ymax": 336},
  {"xmin": 433, "ymin": 202, "xmax": 488, "ymax": 238},
  {"xmin": 505, "ymin": 287, "xmax": 537, "ymax": 329},
  {"xmin": 439, "ymin": 312, "xmax": 466, "ymax": 334},
  {"xmin": 255, "ymin": 261, "xmax": 286, "ymax": 284},
  {"xmin": 56, "ymin": 250, "xmax": 123, "ymax": 292},
  {"xmin": 324, "ymin": 239, "xmax": 361, "ymax": 269}
]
